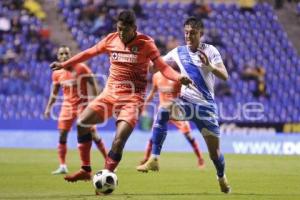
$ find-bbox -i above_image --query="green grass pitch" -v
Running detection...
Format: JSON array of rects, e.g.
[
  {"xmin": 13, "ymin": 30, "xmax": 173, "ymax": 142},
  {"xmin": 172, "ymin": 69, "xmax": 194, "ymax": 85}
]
[{"xmin": 0, "ymin": 148, "xmax": 299, "ymax": 200}]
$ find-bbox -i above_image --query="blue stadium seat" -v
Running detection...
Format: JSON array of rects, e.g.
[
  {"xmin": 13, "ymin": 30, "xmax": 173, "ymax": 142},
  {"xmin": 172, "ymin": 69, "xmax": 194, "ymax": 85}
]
[{"xmin": 0, "ymin": 1, "xmax": 299, "ymax": 123}]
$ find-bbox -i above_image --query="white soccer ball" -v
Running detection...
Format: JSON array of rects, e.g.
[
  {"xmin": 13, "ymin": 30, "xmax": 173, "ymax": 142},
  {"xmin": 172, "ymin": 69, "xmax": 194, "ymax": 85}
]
[{"xmin": 93, "ymin": 169, "xmax": 118, "ymax": 194}]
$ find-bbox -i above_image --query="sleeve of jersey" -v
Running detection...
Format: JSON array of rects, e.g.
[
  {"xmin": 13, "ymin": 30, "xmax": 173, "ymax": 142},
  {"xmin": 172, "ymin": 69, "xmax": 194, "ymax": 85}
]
[
  {"xmin": 61, "ymin": 38, "xmax": 107, "ymax": 68},
  {"xmin": 146, "ymin": 40, "xmax": 161, "ymax": 61},
  {"xmin": 209, "ymin": 46, "xmax": 223, "ymax": 65},
  {"xmin": 78, "ymin": 63, "xmax": 92, "ymax": 74},
  {"xmin": 51, "ymin": 72, "xmax": 59, "ymax": 85},
  {"xmin": 153, "ymin": 57, "xmax": 180, "ymax": 82},
  {"xmin": 146, "ymin": 42, "xmax": 180, "ymax": 82}
]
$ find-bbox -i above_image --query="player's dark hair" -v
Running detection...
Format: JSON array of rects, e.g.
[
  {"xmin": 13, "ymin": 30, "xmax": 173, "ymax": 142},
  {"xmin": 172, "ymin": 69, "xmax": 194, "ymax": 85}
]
[
  {"xmin": 184, "ymin": 16, "xmax": 204, "ymax": 30},
  {"xmin": 117, "ymin": 10, "xmax": 136, "ymax": 26}
]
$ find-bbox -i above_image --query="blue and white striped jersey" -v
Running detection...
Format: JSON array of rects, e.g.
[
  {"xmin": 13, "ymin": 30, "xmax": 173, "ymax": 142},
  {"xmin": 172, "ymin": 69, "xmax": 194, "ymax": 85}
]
[{"xmin": 163, "ymin": 43, "xmax": 224, "ymax": 105}]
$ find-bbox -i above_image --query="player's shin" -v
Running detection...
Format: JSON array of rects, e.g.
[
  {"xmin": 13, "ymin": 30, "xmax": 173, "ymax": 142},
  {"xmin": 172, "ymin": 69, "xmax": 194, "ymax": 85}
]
[
  {"xmin": 78, "ymin": 133, "xmax": 92, "ymax": 172},
  {"xmin": 58, "ymin": 142, "xmax": 67, "ymax": 165},
  {"xmin": 94, "ymin": 138, "xmax": 107, "ymax": 159},
  {"xmin": 151, "ymin": 108, "xmax": 169, "ymax": 157},
  {"xmin": 212, "ymin": 153, "xmax": 225, "ymax": 178},
  {"xmin": 185, "ymin": 135, "xmax": 204, "ymax": 159},
  {"xmin": 145, "ymin": 139, "xmax": 153, "ymax": 160}
]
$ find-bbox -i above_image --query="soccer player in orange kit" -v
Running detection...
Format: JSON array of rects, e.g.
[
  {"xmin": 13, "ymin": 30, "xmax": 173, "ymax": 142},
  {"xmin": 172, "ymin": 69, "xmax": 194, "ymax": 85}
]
[
  {"xmin": 137, "ymin": 71, "xmax": 205, "ymax": 169},
  {"xmin": 44, "ymin": 46, "xmax": 107, "ymax": 175},
  {"xmin": 50, "ymin": 10, "xmax": 192, "ymax": 182}
]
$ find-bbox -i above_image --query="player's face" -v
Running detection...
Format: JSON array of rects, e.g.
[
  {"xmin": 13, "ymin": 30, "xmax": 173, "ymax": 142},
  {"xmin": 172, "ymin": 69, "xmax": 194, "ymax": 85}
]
[
  {"xmin": 57, "ymin": 47, "xmax": 71, "ymax": 62},
  {"xmin": 184, "ymin": 25, "xmax": 202, "ymax": 51},
  {"xmin": 117, "ymin": 21, "xmax": 136, "ymax": 43}
]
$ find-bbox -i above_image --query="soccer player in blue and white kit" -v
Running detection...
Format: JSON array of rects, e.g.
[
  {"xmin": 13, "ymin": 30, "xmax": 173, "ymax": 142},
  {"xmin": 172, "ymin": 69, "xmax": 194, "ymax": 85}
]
[{"xmin": 136, "ymin": 17, "xmax": 231, "ymax": 193}]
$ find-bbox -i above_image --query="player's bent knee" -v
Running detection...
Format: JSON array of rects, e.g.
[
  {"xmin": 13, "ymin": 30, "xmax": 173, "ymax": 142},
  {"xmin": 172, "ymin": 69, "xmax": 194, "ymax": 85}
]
[{"xmin": 202, "ymin": 128, "xmax": 219, "ymax": 138}]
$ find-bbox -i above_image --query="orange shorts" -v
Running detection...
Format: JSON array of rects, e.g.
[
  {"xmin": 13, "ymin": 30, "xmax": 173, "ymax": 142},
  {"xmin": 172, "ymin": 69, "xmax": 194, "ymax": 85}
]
[
  {"xmin": 169, "ymin": 120, "xmax": 191, "ymax": 134},
  {"xmin": 88, "ymin": 92, "xmax": 144, "ymax": 128},
  {"xmin": 58, "ymin": 118, "xmax": 76, "ymax": 131},
  {"xmin": 58, "ymin": 102, "xmax": 87, "ymax": 131}
]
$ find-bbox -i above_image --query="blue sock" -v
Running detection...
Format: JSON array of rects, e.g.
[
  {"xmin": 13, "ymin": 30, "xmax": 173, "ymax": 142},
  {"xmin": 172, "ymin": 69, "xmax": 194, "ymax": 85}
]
[
  {"xmin": 212, "ymin": 154, "xmax": 225, "ymax": 178},
  {"xmin": 151, "ymin": 108, "xmax": 170, "ymax": 155}
]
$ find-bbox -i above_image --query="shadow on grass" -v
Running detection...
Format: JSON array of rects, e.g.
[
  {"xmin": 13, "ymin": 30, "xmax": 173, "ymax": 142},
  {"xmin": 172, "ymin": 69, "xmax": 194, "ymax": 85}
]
[{"xmin": 3, "ymin": 192, "xmax": 300, "ymax": 199}]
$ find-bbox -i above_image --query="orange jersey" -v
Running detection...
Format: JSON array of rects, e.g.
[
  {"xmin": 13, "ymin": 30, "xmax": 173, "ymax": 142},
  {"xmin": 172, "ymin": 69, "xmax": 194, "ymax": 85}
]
[
  {"xmin": 52, "ymin": 63, "xmax": 92, "ymax": 107},
  {"xmin": 153, "ymin": 72, "xmax": 181, "ymax": 105},
  {"xmin": 97, "ymin": 32, "xmax": 160, "ymax": 96},
  {"xmin": 62, "ymin": 32, "xmax": 161, "ymax": 97}
]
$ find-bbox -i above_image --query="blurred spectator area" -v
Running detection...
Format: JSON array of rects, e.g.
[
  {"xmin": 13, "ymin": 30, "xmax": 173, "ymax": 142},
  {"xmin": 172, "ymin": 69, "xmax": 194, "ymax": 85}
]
[
  {"xmin": 0, "ymin": 0, "xmax": 56, "ymax": 120},
  {"xmin": 0, "ymin": 0, "xmax": 299, "ymax": 124},
  {"xmin": 58, "ymin": 0, "xmax": 300, "ymax": 123}
]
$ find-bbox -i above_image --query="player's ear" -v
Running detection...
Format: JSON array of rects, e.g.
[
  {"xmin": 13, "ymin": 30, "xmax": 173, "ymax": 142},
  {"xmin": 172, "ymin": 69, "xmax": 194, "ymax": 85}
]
[
  {"xmin": 133, "ymin": 25, "xmax": 137, "ymax": 32},
  {"xmin": 199, "ymin": 29, "xmax": 204, "ymax": 37}
]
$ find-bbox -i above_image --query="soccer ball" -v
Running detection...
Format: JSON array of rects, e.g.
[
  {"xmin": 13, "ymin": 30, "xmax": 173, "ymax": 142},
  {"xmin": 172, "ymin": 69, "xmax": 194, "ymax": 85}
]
[{"xmin": 92, "ymin": 169, "xmax": 118, "ymax": 194}]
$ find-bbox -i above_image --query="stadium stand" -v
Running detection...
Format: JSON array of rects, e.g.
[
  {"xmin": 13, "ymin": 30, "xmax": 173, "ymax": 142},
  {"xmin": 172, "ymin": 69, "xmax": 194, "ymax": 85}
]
[
  {"xmin": 57, "ymin": 1, "xmax": 300, "ymax": 123},
  {"xmin": 0, "ymin": 0, "xmax": 56, "ymax": 120},
  {"xmin": 0, "ymin": 1, "xmax": 299, "ymax": 124}
]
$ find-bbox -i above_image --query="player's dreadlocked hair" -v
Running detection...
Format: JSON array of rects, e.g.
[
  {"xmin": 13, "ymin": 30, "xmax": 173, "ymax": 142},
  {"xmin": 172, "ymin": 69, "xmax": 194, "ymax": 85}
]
[
  {"xmin": 184, "ymin": 16, "xmax": 204, "ymax": 30},
  {"xmin": 117, "ymin": 10, "xmax": 136, "ymax": 26}
]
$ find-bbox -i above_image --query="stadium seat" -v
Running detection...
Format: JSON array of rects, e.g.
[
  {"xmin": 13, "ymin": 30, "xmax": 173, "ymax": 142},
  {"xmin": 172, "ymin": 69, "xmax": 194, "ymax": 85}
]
[{"xmin": 0, "ymin": 1, "xmax": 299, "ymax": 124}]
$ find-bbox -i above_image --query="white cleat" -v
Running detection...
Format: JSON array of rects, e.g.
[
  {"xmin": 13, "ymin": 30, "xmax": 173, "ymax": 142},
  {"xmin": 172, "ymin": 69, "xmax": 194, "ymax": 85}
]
[
  {"xmin": 217, "ymin": 175, "xmax": 231, "ymax": 194},
  {"xmin": 52, "ymin": 166, "xmax": 68, "ymax": 175}
]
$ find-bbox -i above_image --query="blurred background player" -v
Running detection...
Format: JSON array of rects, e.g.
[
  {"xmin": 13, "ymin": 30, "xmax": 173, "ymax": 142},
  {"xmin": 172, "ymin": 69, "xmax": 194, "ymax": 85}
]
[
  {"xmin": 136, "ymin": 17, "xmax": 231, "ymax": 193},
  {"xmin": 138, "ymin": 71, "xmax": 205, "ymax": 169},
  {"xmin": 44, "ymin": 45, "xmax": 107, "ymax": 175},
  {"xmin": 50, "ymin": 10, "xmax": 192, "ymax": 182}
]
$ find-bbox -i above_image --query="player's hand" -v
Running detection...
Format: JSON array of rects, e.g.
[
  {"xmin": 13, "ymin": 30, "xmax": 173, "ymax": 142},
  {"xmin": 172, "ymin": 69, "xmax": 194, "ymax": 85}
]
[
  {"xmin": 44, "ymin": 109, "xmax": 50, "ymax": 119},
  {"xmin": 198, "ymin": 50, "xmax": 215, "ymax": 72},
  {"xmin": 179, "ymin": 75, "xmax": 193, "ymax": 86},
  {"xmin": 50, "ymin": 62, "xmax": 62, "ymax": 71}
]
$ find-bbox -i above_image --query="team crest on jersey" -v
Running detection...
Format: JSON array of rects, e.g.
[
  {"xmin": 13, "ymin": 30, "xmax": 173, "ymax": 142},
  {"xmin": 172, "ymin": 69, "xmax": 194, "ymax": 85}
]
[
  {"xmin": 131, "ymin": 46, "xmax": 138, "ymax": 53},
  {"xmin": 112, "ymin": 52, "xmax": 118, "ymax": 60},
  {"xmin": 111, "ymin": 51, "xmax": 138, "ymax": 63},
  {"xmin": 199, "ymin": 43, "xmax": 208, "ymax": 49}
]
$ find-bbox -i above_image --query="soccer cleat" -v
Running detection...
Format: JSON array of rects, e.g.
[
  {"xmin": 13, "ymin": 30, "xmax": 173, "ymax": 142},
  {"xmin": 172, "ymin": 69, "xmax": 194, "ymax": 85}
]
[
  {"xmin": 217, "ymin": 175, "xmax": 231, "ymax": 194},
  {"xmin": 64, "ymin": 169, "xmax": 91, "ymax": 182},
  {"xmin": 139, "ymin": 158, "xmax": 149, "ymax": 165},
  {"xmin": 136, "ymin": 157, "xmax": 159, "ymax": 173},
  {"xmin": 51, "ymin": 166, "xmax": 68, "ymax": 175},
  {"xmin": 198, "ymin": 158, "xmax": 205, "ymax": 169}
]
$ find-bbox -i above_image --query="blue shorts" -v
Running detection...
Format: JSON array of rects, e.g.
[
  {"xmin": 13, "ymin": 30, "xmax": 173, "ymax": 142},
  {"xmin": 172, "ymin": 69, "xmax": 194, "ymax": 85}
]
[{"xmin": 172, "ymin": 98, "xmax": 220, "ymax": 137}]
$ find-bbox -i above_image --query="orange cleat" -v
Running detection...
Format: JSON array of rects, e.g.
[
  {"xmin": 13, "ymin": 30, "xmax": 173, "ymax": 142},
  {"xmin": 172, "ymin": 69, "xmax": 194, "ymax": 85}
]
[{"xmin": 64, "ymin": 169, "xmax": 91, "ymax": 182}]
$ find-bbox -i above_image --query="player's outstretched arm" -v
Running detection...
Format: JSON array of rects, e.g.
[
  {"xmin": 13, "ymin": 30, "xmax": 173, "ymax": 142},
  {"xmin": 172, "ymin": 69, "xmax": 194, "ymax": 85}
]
[
  {"xmin": 153, "ymin": 57, "xmax": 193, "ymax": 85},
  {"xmin": 44, "ymin": 84, "xmax": 60, "ymax": 119},
  {"xmin": 51, "ymin": 45, "xmax": 100, "ymax": 71},
  {"xmin": 198, "ymin": 50, "xmax": 229, "ymax": 81}
]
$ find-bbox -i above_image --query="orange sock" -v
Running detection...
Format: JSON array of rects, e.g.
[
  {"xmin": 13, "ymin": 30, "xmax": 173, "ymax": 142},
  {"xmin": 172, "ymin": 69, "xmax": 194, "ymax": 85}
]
[
  {"xmin": 104, "ymin": 157, "xmax": 119, "ymax": 172},
  {"xmin": 94, "ymin": 139, "xmax": 107, "ymax": 159},
  {"xmin": 58, "ymin": 143, "xmax": 67, "ymax": 165},
  {"xmin": 104, "ymin": 151, "xmax": 121, "ymax": 172},
  {"xmin": 191, "ymin": 139, "xmax": 203, "ymax": 160},
  {"xmin": 78, "ymin": 141, "xmax": 92, "ymax": 167},
  {"xmin": 144, "ymin": 139, "xmax": 153, "ymax": 161}
]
